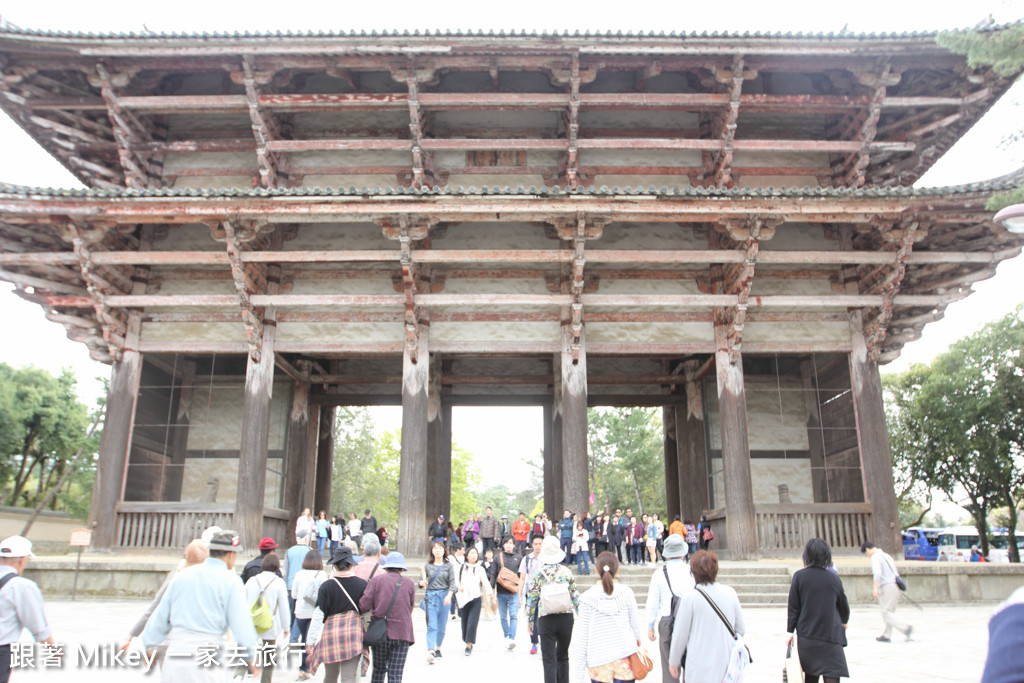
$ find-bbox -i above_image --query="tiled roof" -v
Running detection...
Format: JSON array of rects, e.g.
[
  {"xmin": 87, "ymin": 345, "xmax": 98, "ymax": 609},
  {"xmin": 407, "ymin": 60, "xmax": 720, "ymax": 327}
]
[
  {"xmin": 0, "ymin": 23, "xmax": 1018, "ymax": 41},
  {"xmin": 0, "ymin": 173, "xmax": 1020, "ymax": 200}
]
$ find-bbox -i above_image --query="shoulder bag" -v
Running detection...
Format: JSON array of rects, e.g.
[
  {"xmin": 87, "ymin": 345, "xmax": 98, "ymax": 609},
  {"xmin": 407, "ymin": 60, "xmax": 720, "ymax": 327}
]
[
  {"xmin": 419, "ymin": 564, "xmax": 445, "ymax": 611},
  {"xmin": 695, "ymin": 587, "xmax": 752, "ymax": 683},
  {"xmin": 884, "ymin": 553, "xmax": 907, "ymax": 591},
  {"xmin": 363, "ymin": 577, "xmax": 404, "ymax": 648},
  {"xmin": 302, "ymin": 570, "xmax": 325, "ymax": 608},
  {"xmin": 498, "ymin": 553, "xmax": 521, "ymax": 593},
  {"xmin": 628, "ymin": 649, "xmax": 654, "ymax": 680}
]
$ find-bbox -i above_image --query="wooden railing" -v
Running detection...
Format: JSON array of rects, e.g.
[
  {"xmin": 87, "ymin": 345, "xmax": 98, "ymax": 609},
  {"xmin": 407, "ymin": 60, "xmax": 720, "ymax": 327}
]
[
  {"xmin": 754, "ymin": 504, "xmax": 873, "ymax": 555},
  {"xmin": 115, "ymin": 502, "xmax": 291, "ymax": 549}
]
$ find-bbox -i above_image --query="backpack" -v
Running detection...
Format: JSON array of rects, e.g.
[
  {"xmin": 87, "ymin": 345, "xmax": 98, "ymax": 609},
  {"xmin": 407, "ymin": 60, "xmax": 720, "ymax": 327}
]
[
  {"xmin": 251, "ymin": 578, "xmax": 274, "ymax": 632},
  {"xmin": 538, "ymin": 567, "xmax": 573, "ymax": 616},
  {"xmin": 703, "ymin": 527, "xmax": 714, "ymax": 542}
]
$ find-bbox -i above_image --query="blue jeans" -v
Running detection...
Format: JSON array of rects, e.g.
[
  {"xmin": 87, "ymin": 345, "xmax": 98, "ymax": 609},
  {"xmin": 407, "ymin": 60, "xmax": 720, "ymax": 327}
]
[
  {"xmin": 317, "ymin": 536, "xmax": 327, "ymax": 554},
  {"xmin": 425, "ymin": 590, "xmax": 449, "ymax": 651},
  {"xmin": 496, "ymin": 591, "xmax": 519, "ymax": 639},
  {"xmin": 560, "ymin": 538, "xmax": 572, "ymax": 564},
  {"xmin": 576, "ymin": 550, "xmax": 590, "ymax": 575}
]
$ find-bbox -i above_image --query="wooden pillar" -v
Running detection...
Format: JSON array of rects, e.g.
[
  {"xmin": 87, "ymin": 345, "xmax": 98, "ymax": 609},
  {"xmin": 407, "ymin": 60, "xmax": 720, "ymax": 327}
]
[
  {"xmin": 426, "ymin": 352, "xmax": 443, "ymax": 522},
  {"xmin": 561, "ymin": 326, "xmax": 589, "ymax": 516},
  {"xmin": 88, "ymin": 349, "xmax": 142, "ymax": 552},
  {"xmin": 849, "ymin": 312, "xmax": 901, "ymax": 554},
  {"xmin": 235, "ymin": 322, "xmax": 276, "ymax": 552},
  {"xmin": 662, "ymin": 404, "xmax": 681, "ymax": 522},
  {"xmin": 397, "ymin": 326, "xmax": 430, "ymax": 557},
  {"xmin": 677, "ymin": 359, "xmax": 709, "ymax": 523},
  {"xmin": 301, "ymin": 401, "xmax": 321, "ymax": 520},
  {"xmin": 314, "ymin": 406, "xmax": 335, "ymax": 516},
  {"xmin": 163, "ymin": 359, "xmax": 195, "ymax": 502},
  {"xmin": 543, "ymin": 402, "xmax": 555, "ymax": 516},
  {"xmin": 715, "ymin": 326, "xmax": 757, "ymax": 560},
  {"xmin": 283, "ymin": 361, "xmax": 312, "ymax": 524},
  {"xmin": 439, "ymin": 401, "xmax": 452, "ymax": 523},
  {"xmin": 801, "ymin": 360, "xmax": 828, "ymax": 503}
]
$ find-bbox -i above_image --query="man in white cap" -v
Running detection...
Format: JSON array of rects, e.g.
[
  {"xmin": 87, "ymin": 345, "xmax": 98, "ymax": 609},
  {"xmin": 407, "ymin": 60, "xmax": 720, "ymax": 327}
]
[
  {"xmin": 143, "ymin": 530, "xmax": 259, "ymax": 682},
  {"xmin": 646, "ymin": 533, "xmax": 694, "ymax": 683},
  {"xmin": 0, "ymin": 536, "xmax": 57, "ymax": 682}
]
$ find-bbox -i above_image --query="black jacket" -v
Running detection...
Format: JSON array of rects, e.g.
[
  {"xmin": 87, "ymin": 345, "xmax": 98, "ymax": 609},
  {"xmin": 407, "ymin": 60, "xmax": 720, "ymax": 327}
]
[
  {"xmin": 607, "ymin": 523, "xmax": 624, "ymax": 546},
  {"xmin": 361, "ymin": 516, "xmax": 378, "ymax": 535},
  {"xmin": 240, "ymin": 552, "xmax": 283, "ymax": 584},
  {"xmin": 787, "ymin": 566, "xmax": 850, "ymax": 646},
  {"xmin": 486, "ymin": 551, "xmax": 522, "ymax": 594},
  {"xmin": 428, "ymin": 521, "xmax": 447, "ymax": 539}
]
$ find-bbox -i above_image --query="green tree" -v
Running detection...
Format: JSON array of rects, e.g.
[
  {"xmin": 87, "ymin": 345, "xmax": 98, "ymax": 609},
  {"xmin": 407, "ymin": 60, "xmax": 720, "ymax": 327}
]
[
  {"xmin": 587, "ymin": 407, "xmax": 665, "ymax": 517},
  {"xmin": 883, "ymin": 306, "xmax": 1024, "ymax": 560},
  {"xmin": 0, "ymin": 364, "xmax": 96, "ymax": 510}
]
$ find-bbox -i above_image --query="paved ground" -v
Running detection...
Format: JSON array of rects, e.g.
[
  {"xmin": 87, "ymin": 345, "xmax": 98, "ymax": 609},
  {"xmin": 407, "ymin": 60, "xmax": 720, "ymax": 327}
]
[{"xmin": 9, "ymin": 595, "xmax": 999, "ymax": 682}]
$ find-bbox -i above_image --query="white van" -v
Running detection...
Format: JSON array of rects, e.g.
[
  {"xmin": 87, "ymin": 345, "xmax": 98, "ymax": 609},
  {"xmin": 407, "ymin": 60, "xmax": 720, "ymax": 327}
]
[{"xmin": 936, "ymin": 526, "xmax": 1022, "ymax": 563}]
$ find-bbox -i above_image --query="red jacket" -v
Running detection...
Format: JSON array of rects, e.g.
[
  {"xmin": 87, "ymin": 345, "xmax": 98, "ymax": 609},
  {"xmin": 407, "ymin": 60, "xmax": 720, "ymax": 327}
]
[{"xmin": 512, "ymin": 519, "xmax": 531, "ymax": 541}]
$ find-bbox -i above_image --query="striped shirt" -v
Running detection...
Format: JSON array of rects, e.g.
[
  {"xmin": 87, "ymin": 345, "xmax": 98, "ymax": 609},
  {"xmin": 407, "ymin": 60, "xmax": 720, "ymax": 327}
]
[{"xmin": 571, "ymin": 582, "xmax": 643, "ymax": 680}]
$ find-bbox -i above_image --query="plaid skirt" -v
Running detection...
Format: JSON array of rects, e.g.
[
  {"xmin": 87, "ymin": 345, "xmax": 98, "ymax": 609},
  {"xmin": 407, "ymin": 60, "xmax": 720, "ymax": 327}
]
[{"xmin": 307, "ymin": 611, "xmax": 364, "ymax": 672}]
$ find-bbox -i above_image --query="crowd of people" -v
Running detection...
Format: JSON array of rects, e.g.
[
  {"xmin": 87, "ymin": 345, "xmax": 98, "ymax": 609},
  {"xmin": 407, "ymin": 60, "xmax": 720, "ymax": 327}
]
[
  {"xmin": 293, "ymin": 507, "xmax": 389, "ymax": 560},
  {"xmin": 7, "ymin": 498, "xmax": 1017, "ymax": 683}
]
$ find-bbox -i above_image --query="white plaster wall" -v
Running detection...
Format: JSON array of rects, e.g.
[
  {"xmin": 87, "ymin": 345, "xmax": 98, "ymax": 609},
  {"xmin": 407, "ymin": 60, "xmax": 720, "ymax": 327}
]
[
  {"xmin": 301, "ymin": 175, "xmax": 399, "ymax": 188},
  {"xmin": 762, "ymin": 223, "xmax": 837, "ymax": 250},
  {"xmin": 749, "ymin": 278, "xmax": 836, "ymax": 296},
  {"xmin": 580, "ymin": 150, "xmax": 703, "ymax": 166},
  {"xmin": 289, "ymin": 150, "xmax": 411, "ymax": 166},
  {"xmin": 745, "ymin": 380, "xmax": 809, "ymax": 450},
  {"xmin": 434, "ymin": 110, "xmax": 559, "ymax": 130},
  {"xmin": 163, "ymin": 152, "xmax": 255, "ymax": 171},
  {"xmin": 743, "ymin": 321, "xmax": 851, "ymax": 343},
  {"xmin": 188, "ymin": 385, "xmax": 244, "ymax": 450},
  {"xmin": 154, "ymin": 224, "xmax": 223, "ymax": 251},
  {"xmin": 287, "ymin": 277, "xmax": 396, "ymax": 296},
  {"xmin": 596, "ymin": 278, "xmax": 703, "ymax": 295},
  {"xmin": 435, "ymin": 222, "xmax": 552, "ymax": 250},
  {"xmin": 141, "ymin": 322, "xmax": 248, "ymax": 343},
  {"xmin": 285, "ymin": 222, "xmax": 394, "ymax": 250},
  {"xmin": 166, "ymin": 113, "xmax": 250, "ymax": 133},
  {"xmin": 181, "ymin": 457, "xmax": 282, "ymax": 508},
  {"xmin": 289, "ymin": 111, "xmax": 410, "ymax": 131},
  {"xmin": 594, "ymin": 222, "xmax": 706, "ymax": 250},
  {"xmin": 591, "ymin": 175, "xmax": 692, "ymax": 188},
  {"xmin": 431, "ymin": 321, "xmax": 560, "ymax": 342},
  {"xmin": 578, "ymin": 111, "xmax": 700, "ymax": 129},
  {"xmin": 276, "ymin": 322, "xmax": 405, "ymax": 342},
  {"xmin": 586, "ymin": 322, "xmax": 713, "ymax": 343},
  {"xmin": 732, "ymin": 150, "xmax": 828, "ymax": 168},
  {"xmin": 752, "ymin": 459, "xmax": 814, "ymax": 504},
  {"xmin": 158, "ymin": 279, "xmax": 236, "ymax": 296},
  {"xmin": 172, "ymin": 175, "xmax": 254, "ymax": 189},
  {"xmin": 440, "ymin": 277, "xmax": 549, "ymax": 295},
  {"xmin": 443, "ymin": 174, "xmax": 547, "ymax": 187},
  {"xmin": 741, "ymin": 176, "xmax": 820, "ymax": 188}
]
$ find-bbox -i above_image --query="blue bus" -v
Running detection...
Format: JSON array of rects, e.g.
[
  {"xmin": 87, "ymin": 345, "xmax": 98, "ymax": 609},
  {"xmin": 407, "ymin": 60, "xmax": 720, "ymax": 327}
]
[{"xmin": 902, "ymin": 527, "xmax": 942, "ymax": 561}]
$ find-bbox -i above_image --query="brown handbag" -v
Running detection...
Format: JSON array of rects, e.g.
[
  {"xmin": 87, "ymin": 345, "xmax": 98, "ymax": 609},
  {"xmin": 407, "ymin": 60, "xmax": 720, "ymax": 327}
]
[
  {"xmin": 497, "ymin": 553, "xmax": 521, "ymax": 593},
  {"xmin": 628, "ymin": 648, "xmax": 654, "ymax": 680}
]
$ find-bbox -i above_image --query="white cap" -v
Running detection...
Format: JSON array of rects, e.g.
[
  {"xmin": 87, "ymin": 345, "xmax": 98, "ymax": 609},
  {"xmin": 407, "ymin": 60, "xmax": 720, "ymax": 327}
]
[{"xmin": 0, "ymin": 536, "xmax": 35, "ymax": 558}]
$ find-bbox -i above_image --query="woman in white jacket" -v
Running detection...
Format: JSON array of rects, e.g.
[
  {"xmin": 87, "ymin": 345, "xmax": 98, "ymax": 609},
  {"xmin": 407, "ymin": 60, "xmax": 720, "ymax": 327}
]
[
  {"xmin": 455, "ymin": 546, "xmax": 494, "ymax": 656},
  {"xmin": 571, "ymin": 551, "xmax": 644, "ymax": 682},
  {"xmin": 244, "ymin": 553, "xmax": 291, "ymax": 683}
]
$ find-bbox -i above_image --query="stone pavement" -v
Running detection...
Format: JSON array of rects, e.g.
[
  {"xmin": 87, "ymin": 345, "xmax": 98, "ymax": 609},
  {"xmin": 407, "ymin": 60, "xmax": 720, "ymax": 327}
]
[{"xmin": 9, "ymin": 596, "xmax": 999, "ymax": 682}]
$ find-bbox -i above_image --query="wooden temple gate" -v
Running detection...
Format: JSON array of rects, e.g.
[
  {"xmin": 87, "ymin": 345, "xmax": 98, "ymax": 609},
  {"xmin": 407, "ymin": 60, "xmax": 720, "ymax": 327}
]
[{"xmin": 0, "ymin": 26, "xmax": 1021, "ymax": 558}]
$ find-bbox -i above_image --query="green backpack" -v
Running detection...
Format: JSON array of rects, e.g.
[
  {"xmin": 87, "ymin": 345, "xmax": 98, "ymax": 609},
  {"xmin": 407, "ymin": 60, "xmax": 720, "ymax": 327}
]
[{"xmin": 251, "ymin": 579, "xmax": 273, "ymax": 633}]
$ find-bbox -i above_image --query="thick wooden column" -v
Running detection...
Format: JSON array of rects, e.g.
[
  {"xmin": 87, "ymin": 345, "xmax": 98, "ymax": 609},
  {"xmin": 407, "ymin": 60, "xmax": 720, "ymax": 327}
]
[
  {"xmin": 849, "ymin": 312, "xmax": 901, "ymax": 554},
  {"xmin": 662, "ymin": 404, "xmax": 681, "ymax": 522},
  {"xmin": 314, "ymin": 406, "xmax": 335, "ymax": 515},
  {"xmin": 163, "ymin": 360, "xmax": 195, "ymax": 502},
  {"xmin": 426, "ymin": 352, "xmax": 444, "ymax": 521},
  {"xmin": 561, "ymin": 326, "xmax": 589, "ymax": 516},
  {"xmin": 714, "ymin": 326, "xmax": 757, "ymax": 560},
  {"xmin": 677, "ymin": 359, "xmax": 710, "ymax": 523},
  {"xmin": 439, "ymin": 401, "xmax": 452, "ymax": 523},
  {"xmin": 235, "ymin": 321, "xmax": 276, "ymax": 552},
  {"xmin": 398, "ymin": 326, "xmax": 430, "ymax": 557},
  {"xmin": 88, "ymin": 349, "xmax": 142, "ymax": 552},
  {"xmin": 301, "ymin": 401, "xmax": 320, "ymax": 519},
  {"xmin": 283, "ymin": 361, "xmax": 312, "ymax": 523},
  {"xmin": 543, "ymin": 402, "xmax": 556, "ymax": 516}
]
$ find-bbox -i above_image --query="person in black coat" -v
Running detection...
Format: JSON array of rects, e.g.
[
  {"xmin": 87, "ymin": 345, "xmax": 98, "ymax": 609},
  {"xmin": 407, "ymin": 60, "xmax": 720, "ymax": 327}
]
[
  {"xmin": 606, "ymin": 514, "xmax": 625, "ymax": 563},
  {"xmin": 786, "ymin": 538, "xmax": 850, "ymax": 683}
]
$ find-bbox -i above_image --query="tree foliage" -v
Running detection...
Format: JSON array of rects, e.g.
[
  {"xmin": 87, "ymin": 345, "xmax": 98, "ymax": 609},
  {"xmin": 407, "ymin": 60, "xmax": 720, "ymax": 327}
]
[
  {"xmin": 937, "ymin": 23, "xmax": 1024, "ymax": 78},
  {"xmin": 883, "ymin": 306, "xmax": 1024, "ymax": 560},
  {"xmin": 587, "ymin": 407, "xmax": 665, "ymax": 517},
  {"xmin": 0, "ymin": 364, "xmax": 98, "ymax": 513}
]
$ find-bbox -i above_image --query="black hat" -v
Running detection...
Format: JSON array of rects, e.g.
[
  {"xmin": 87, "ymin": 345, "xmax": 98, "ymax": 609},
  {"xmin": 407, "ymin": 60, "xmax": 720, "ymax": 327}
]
[{"xmin": 327, "ymin": 546, "xmax": 355, "ymax": 567}]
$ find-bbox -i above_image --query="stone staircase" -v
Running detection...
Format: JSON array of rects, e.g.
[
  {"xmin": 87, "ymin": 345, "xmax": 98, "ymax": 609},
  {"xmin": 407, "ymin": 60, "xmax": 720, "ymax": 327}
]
[{"xmin": 407, "ymin": 560, "xmax": 793, "ymax": 611}]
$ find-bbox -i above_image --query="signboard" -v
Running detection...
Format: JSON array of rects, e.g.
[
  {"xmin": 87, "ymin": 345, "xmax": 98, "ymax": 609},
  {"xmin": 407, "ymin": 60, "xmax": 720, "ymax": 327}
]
[{"xmin": 69, "ymin": 528, "xmax": 92, "ymax": 547}]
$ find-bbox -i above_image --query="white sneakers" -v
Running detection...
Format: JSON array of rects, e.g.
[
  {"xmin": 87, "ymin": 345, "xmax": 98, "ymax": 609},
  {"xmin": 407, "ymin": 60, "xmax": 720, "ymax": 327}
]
[{"xmin": 506, "ymin": 637, "xmax": 517, "ymax": 651}]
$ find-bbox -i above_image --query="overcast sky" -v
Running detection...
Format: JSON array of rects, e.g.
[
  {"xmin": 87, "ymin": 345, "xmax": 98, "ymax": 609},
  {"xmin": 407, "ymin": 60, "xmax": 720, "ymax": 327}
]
[{"xmin": 0, "ymin": 0, "xmax": 1022, "ymax": 502}]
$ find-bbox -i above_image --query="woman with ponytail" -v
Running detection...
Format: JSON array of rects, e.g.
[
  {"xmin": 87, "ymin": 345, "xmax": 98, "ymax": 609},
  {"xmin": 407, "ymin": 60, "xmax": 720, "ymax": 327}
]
[{"xmin": 570, "ymin": 551, "xmax": 644, "ymax": 682}]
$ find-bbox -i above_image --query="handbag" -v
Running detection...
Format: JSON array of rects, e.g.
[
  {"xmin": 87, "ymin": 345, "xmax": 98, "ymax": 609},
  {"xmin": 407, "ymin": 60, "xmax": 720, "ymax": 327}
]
[
  {"xmin": 695, "ymin": 587, "xmax": 752, "ymax": 682},
  {"xmin": 497, "ymin": 553, "xmax": 521, "ymax": 593},
  {"xmin": 628, "ymin": 648, "xmax": 654, "ymax": 680},
  {"xmin": 783, "ymin": 637, "xmax": 804, "ymax": 683},
  {"xmin": 419, "ymin": 564, "xmax": 445, "ymax": 611},
  {"xmin": 363, "ymin": 577, "xmax": 404, "ymax": 648},
  {"xmin": 302, "ymin": 570, "xmax": 325, "ymax": 608},
  {"xmin": 703, "ymin": 527, "xmax": 715, "ymax": 542}
]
